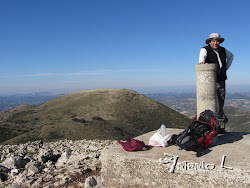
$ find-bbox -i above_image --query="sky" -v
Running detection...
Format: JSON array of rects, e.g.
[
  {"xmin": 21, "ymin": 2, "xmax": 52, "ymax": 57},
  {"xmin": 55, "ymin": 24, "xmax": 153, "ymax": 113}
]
[{"xmin": 0, "ymin": 0, "xmax": 250, "ymax": 95}]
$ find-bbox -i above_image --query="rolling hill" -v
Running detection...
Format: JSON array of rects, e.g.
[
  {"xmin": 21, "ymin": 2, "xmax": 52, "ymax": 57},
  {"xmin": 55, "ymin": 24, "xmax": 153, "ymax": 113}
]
[{"xmin": 0, "ymin": 89, "xmax": 191, "ymax": 144}]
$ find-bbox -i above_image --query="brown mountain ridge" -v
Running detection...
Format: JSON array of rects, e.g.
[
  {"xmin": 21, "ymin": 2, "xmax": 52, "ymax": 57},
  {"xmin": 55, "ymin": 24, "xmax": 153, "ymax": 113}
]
[{"xmin": 0, "ymin": 89, "xmax": 191, "ymax": 144}]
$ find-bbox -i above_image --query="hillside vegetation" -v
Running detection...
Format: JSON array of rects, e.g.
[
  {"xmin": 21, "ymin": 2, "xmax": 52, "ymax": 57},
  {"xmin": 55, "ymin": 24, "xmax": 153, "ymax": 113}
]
[
  {"xmin": 224, "ymin": 106, "xmax": 250, "ymax": 132},
  {"xmin": 0, "ymin": 89, "xmax": 191, "ymax": 144}
]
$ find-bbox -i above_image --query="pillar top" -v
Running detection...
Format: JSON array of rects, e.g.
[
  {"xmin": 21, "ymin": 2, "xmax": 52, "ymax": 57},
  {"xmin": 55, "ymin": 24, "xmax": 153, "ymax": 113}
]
[{"xmin": 195, "ymin": 63, "xmax": 218, "ymax": 71}]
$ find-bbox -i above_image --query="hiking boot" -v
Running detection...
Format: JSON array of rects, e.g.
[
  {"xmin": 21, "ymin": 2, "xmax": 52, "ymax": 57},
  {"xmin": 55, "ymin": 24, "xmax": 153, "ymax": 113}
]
[
  {"xmin": 223, "ymin": 116, "xmax": 228, "ymax": 124},
  {"xmin": 217, "ymin": 115, "xmax": 228, "ymax": 124},
  {"xmin": 218, "ymin": 121, "xmax": 226, "ymax": 134}
]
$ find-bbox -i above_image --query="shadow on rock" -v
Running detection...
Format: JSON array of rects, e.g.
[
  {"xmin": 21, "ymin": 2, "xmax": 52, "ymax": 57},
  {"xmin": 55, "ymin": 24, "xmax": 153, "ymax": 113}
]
[
  {"xmin": 212, "ymin": 131, "xmax": 250, "ymax": 147},
  {"xmin": 197, "ymin": 132, "xmax": 249, "ymax": 157}
]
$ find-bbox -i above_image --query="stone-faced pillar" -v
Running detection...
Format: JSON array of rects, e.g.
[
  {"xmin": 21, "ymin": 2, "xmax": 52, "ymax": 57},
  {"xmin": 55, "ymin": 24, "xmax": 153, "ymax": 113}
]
[{"xmin": 195, "ymin": 63, "xmax": 218, "ymax": 118}]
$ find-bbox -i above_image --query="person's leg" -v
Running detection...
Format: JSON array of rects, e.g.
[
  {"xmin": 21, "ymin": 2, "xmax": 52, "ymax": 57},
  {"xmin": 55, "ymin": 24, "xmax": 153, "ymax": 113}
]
[
  {"xmin": 216, "ymin": 81, "xmax": 226, "ymax": 119},
  {"xmin": 216, "ymin": 81, "xmax": 227, "ymax": 133}
]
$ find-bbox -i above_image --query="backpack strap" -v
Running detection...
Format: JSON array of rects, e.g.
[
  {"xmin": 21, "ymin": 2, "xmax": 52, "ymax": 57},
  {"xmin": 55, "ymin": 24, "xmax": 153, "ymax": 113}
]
[{"xmin": 198, "ymin": 117, "xmax": 216, "ymax": 131}]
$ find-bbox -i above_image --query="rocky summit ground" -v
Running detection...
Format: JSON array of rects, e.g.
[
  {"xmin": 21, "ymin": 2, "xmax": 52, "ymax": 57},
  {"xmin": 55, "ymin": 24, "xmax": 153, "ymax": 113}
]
[{"xmin": 0, "ymin": 139, "xmax": 116, "ymax": 187}]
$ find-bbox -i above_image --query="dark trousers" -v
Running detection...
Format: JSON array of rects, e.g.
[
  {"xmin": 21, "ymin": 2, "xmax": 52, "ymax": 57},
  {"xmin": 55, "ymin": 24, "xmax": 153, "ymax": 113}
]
[{"xmin": 216, "ymin": 81, "xmax": 228, "ymax": 123}]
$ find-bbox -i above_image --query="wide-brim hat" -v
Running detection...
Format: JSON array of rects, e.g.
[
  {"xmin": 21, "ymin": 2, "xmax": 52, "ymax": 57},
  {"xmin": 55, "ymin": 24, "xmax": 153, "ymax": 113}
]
[{"xmin": 206, "ymin": 33, "xmax": 224, "ymax": 44}]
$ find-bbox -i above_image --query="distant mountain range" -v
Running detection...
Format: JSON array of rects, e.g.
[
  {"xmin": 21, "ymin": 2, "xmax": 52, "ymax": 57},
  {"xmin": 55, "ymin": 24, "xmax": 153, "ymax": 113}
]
[
  {"xmin": 1, "ymin": 91, "xmax": 250, "ymax": 112},
  {"xmin": 0, "ymin": 92, "xmax": 62, "ymax": 112},
  {"xmin": 0, "ymin": 89, "xmax": 191, "ymax": 144}
]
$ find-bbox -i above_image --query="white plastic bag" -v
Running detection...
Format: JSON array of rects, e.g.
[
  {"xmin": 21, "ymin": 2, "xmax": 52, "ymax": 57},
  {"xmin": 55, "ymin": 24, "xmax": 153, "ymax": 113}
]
[{"xmin": 149, "ymin": 124, "xmax": 171, "ymax": 147}]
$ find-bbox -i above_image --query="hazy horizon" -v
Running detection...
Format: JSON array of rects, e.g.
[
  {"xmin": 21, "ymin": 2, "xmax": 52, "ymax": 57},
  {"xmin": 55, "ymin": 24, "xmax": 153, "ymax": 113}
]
[{"xmin": 1, "ymin": 84, "xmax": 250, "ymax": 96}]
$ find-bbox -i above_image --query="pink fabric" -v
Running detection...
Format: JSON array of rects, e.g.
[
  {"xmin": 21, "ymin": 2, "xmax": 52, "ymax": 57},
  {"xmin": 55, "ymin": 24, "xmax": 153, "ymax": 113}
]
[{"xmin": 118, "ymin": 138, "xmax": 146, "ymax": 152}]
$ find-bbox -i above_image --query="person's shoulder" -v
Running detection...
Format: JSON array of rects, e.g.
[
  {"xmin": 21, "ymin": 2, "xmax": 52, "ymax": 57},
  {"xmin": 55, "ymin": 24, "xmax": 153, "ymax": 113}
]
[
  {"xmin": 201, "ymin": 46, "xmax": 210, "ymax": 52},
  {"xmin": 200, "ymin": 47, "xmax": 207, "ymax": 51}
]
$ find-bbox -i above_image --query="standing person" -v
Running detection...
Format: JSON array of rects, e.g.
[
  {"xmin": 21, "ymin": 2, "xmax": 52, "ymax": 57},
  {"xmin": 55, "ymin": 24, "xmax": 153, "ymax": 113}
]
[{"xmin": 198, "ymin": 33, "xmax": 234, "ymax": 133}]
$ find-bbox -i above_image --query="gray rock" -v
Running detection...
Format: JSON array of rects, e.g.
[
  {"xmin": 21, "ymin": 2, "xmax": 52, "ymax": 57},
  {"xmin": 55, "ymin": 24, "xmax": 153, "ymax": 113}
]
[
  {"xmin": 55, "ymin": 148, "xmax": 72, "ymax": 167},
  {"xmin": 11, "ymin": 174, "xmax": 27, "ymax": 187},
  {"xmin": 2, "ymin": 156, "xmax": 30, "ymax": 169},
  {"xmin": 62, "ymin": 176, "xmax": 71, "ymax": 184},
  {"xmin": 89, "ymin": 145, "xmax": 99, "ymax": 151},
  {"xmin": 2, "ymin": 157, "xmax": 15, "ymax": 169},
  {"xmin": 14, "ymin": 157, "xmax": 30, "ymax": 169},
  {"xmin": 85, "ymin": 176, "xmax": 97, "ymax": 187},
  {"xmin": 27, "ymin": 161, "xmax": 44, "ymax": 176},
  {"xmin": 65, "ymin": 148, "xmax": 72, "ymax": 159},
  {"xmin": 41, "ymin": 150, "xmax": 61, "ymax": 163},
  {"xmin": 10, "ymin": 169, "xmax": 19, "ymax": 176},
  {"xmin": 0, "ymin": 165, "xmax": 10, "ymax": 182},
  {"xmin": 0, "ymin": 139, "xmax": 113, "ymax": 187},
  {"xmin": 28, "ymin": 165, "xmax": 39, "ymax": 176},
  {"xmin": 84, "ymin": 176, "xmax": 104, "ymax": 188},
  {"xmin": 9, "ymin": 183, "xmax": 23, "ymax": 188}
]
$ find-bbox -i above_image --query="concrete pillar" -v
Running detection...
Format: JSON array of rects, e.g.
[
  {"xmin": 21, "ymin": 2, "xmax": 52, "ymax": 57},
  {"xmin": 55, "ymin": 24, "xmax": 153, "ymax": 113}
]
[{"xmin": 195, "ymin": 63, "xmax": 218, "ymax": 118}]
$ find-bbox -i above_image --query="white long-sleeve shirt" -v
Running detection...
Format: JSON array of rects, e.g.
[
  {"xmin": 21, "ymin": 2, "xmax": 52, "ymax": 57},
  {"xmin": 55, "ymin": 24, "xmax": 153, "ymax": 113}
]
[{"xmin": 199, "ymin": 47, "xmax": 234, "ymax": 70}]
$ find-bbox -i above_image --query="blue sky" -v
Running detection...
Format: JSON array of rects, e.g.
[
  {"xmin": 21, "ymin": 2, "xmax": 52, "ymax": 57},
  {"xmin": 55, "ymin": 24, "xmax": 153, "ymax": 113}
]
[{"xmin": 0, "ymin": 0, "xmax": 249, "ymax": 94}]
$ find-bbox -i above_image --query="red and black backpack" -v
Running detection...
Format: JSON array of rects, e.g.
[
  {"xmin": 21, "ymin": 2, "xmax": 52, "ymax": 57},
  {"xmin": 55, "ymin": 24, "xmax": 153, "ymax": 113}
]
[{"xmin": 176, "ymin": 110, "xmax": 219, "ymax": 156}]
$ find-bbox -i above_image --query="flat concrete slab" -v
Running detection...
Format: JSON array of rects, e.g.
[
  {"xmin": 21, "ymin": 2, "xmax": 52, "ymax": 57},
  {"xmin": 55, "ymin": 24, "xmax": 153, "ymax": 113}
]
[{"xmin": 101, "ymin": 128, "xmax": 250, "ymax": 187}]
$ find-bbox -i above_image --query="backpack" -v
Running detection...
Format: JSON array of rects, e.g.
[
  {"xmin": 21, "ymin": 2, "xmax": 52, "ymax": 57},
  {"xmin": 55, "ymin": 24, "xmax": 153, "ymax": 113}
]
[
  {"xmin": 176, "ymin": 110, "xmax": 218, "ymax": 156},
  {"xmin": 198, "ymin": 109, "xmax": 219, "ymax": 127}
]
